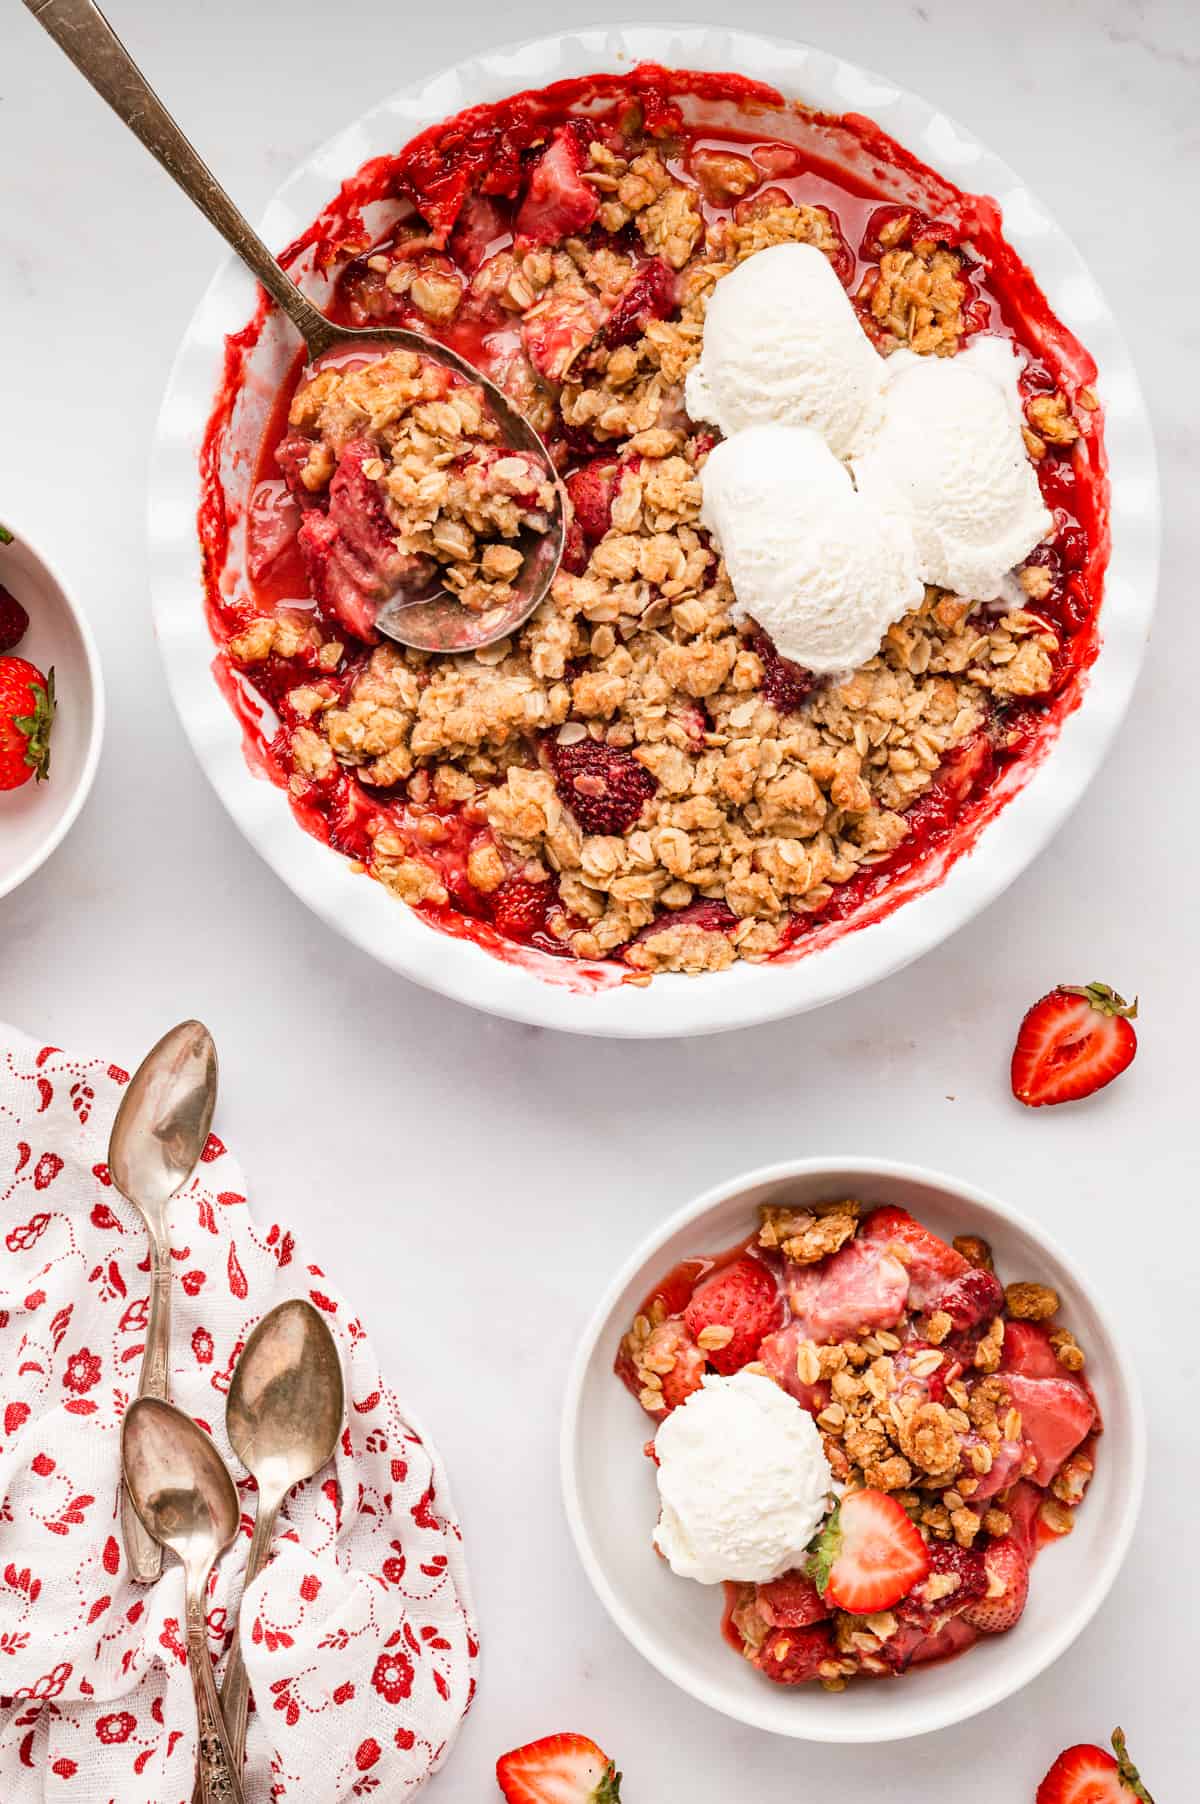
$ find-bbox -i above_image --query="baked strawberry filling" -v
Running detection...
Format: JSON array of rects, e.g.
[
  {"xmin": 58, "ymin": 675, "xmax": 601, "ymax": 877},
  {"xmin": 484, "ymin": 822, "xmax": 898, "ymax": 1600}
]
[
  {"xmin": 202, "ymin": 66, "xmax": 1108, "ymax": 980},
  {"xmin": 616, "ymin": 1199, "xmax": 1100, "ymax": 1688}
]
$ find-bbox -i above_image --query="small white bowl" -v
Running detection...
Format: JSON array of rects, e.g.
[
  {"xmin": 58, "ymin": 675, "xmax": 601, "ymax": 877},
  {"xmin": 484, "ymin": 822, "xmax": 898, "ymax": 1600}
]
[
  {"xmin": 0, "ymin": 530, "xmax": 104, "ymax": 899},
  {"xmin": 561, "ymin": 1158, "xmax": 1145, "ymax": 1742}
]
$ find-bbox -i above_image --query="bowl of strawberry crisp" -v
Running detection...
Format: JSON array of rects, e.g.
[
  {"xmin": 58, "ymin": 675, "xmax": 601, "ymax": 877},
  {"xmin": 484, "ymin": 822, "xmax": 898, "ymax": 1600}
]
[
  {"xmin": 562, "ymin": 1157, "xmax": 1144, "ymax": 1740},
  {"xmin": 149, "ymin": 26, "xmax": 1158, "ymax": 1034}
]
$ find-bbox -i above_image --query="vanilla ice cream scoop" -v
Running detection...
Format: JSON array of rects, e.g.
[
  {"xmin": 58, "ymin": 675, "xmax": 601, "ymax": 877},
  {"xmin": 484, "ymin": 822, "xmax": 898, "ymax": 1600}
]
[
  {"xmin": 851, "ymin": 336, "xmax": 1053, "ymax": 600},
  {"xmin": 685, "ymin": 242, "xmax": 886, "ymax": 458},
  {"xmin": 653, "ymin": 1371, "xmax": 833, "ymax": 1586},
  {"xmin": 700, "ymin": 424, "xmax": 923, "ymax": 672}
]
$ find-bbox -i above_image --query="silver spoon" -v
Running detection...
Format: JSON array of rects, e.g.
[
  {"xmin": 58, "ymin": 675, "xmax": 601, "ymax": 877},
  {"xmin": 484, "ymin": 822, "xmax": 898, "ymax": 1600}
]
[
  {"xmin": 25, "ymin": 0, "xmax": 565, "ymax": 654},
  {"xmin": 109, "ymin": 1020, "xmax": 219, "ymax": 1583},
  {"xmin": 190, "ymin": 1299, "xmax": 344, "ymax": 1801},
  {"xmin": 122, "ymin": 1398, "xmax": 246, "ymax": 1804}
]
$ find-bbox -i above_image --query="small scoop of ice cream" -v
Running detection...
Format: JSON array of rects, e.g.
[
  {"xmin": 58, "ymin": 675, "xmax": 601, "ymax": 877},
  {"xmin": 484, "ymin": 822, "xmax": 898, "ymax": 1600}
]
[
  {"xmin": 653, "ymin": 1370, "xmax": 833, "ymax": 1586},
  {"xmin": 685, "ymin": 242, "xmax": 886, "ymax": 458},
  {"xmin": 699, "ymin": 424, "xmax": 923, "ymax": 673},
  {"xmin": 851, "ymin": 336, "xmax": 1053, "ymax": 600}
]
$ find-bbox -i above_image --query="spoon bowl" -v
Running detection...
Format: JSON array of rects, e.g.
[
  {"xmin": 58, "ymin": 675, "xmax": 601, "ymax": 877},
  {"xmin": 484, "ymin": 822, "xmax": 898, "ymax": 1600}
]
[
  {"xmin": 122, "ymin": 1396, "xmax": 239, "ymax": 1575},
  {"xmin": 226, "ymin": 1297, "xmax": 345, "ymax": 1497},
  {"xmin": 109, "ymin": 1019, "xmax": 218, "ymax": 1219},
  {"xmin": 25, "ymin": 0, "xmax": 564, "ymax": 653}
]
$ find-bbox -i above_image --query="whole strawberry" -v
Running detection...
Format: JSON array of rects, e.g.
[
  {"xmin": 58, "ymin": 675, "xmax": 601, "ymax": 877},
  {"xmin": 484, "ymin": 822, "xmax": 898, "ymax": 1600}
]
[
  {"xmin": 1037, "ymin": 1727, "xmax": 1154, "ymax": 1804},
  {"xmin": 0, "ymin": 583, "xmax": 29, "ymax": 654},
  {"xmin": 547, "ymin": 730, "xmax": 656, "ymax": 836},
  {"xmin": 1012, "ymin": 982, "xmax": 1138, "ymax": 1108},
  {"xmin": 0, "ymin": 658, "xmax": 55, "ymax": 788}
]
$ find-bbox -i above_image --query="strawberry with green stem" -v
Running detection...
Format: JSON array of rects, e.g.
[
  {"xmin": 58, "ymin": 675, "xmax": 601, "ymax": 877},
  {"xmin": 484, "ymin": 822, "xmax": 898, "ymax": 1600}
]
[
  {"xmin": 1037, "ymin": 1728, "xmax": 1154, "ymax": 1804},
  {"xmin": 0, "ymin": 659, "xmax": 55, "ymax": 788},
  {"xmin": 497, "ymin": 1734, "xmax": 621, "ymax": 1803},
  {"xmin": 1012, "ymin": 983, "xmax": 1138, "ymax": 1107},
  {"xmin": 809, "ymin": 1487, "xmax": 930, "ymax": 1614}
]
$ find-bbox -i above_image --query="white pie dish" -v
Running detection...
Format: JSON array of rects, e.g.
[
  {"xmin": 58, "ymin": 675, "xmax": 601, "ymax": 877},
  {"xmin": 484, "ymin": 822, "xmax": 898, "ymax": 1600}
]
[
  {"xmin": 560, "ymin": 1157, "xmax": 1145, "ymax": 1741},
  {"xmin": 147, "ymin": 24, "xmax": 1159, "ymax": 1038},
  {"xmin": 0, "ymin": 529, "xmax": 104, "ymax": 901}
]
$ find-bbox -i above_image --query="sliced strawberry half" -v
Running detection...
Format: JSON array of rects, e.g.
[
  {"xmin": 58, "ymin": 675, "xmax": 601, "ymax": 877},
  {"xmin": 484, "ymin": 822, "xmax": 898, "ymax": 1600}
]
[
  {"xmin": 1012, "ymin": 983, "xmax": 1138, "ymax": 1108},
  {"xmin": 1001, "ymin": 1371, "xmax": 1097, "ymax": 1485},
  {"xmin": 682, "ymin": 1254, "xmax": 782, "ymax": 1375},
  {"xmin": 860, "ymin": 1206, "xmax": 1003, "ymax": 1329},
  {"xmin": 750, "ymin": 1621, "xmax": 837, "ymax": 1685},
  {"xmin": 497, "ymin": 1733, "xmax": 621, "ymax": 1804},
  {"xmin": 785, "ymin": 1236, "xmax": 910, "ymax": 1346},
  {"xmin": 810, "ymin": 1488, "xmax": 930, "ymax": 1615},
  {"xmin": 565, "ymin": 459, "xmax": 624, "ymax": 543},
  {"xmin": 1037, "ymin": 1730, "xmax": 1155, "ymax": 1804},
  {"xmin": 757, "ymin": 1322, "xmax": 829, "ymax": 1414},
  {"xmin": 1001, "ymin": 1319, "xmax": 1060, "ymax": 1379},
  {"xmin": 961, "ymin": 1536, "xmax": 1029, "ymax": 1634},
  {"xmin": 753, "ymin": 1569, "xmax": 829, "ymax": 1629},
  {"xmin": 514, "ymin": 127, "xmax": 600, "ymax": 248}
]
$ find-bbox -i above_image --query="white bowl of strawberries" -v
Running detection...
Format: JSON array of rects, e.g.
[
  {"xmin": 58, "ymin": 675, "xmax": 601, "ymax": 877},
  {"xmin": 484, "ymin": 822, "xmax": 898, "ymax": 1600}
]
[
  {"xmin": 562, "ymin": 1158, "xmax": 1145, "ymax": 1742},
  {"xmin": 0, "ymin": 524, "xmax": 104, "ymax": 899}
]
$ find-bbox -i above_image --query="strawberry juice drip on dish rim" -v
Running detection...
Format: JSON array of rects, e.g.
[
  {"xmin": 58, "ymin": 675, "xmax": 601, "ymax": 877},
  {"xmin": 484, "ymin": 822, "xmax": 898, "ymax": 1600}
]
[{"xmin": 198, "ymin": 64, "xmax": 1109, "ymax": 984}]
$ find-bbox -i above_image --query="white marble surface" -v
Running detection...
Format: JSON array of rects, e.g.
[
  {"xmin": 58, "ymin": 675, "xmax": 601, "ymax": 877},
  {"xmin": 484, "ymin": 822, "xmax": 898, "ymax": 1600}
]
[{"xmin": 1, "ymin": 1, "xmax": 1196, "ymax": 1797}]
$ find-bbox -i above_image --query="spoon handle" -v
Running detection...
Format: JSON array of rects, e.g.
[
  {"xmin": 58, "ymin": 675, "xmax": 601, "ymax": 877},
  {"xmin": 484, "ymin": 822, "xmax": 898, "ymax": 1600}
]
[
  {"xmin": 120, "ymin": 1236, "xmax": 174, "ymax": 1582},
  {"xmin": 191, "ymin": 1495, "xmax": 280, "ymax": 1803},
  {"xmin": 22, "ymin": 0, "xmax": 331, "ymax": 352},
  {"xmin": 187, "ymin": 1596, "xmax": 247, "ymax": 1804}
]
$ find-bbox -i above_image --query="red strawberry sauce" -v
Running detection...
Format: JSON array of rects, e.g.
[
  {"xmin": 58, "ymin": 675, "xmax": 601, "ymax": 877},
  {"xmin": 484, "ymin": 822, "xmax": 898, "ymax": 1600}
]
[{"xmin": 199, "ymin": 64, "xmax": 1108, "ymax": 986}]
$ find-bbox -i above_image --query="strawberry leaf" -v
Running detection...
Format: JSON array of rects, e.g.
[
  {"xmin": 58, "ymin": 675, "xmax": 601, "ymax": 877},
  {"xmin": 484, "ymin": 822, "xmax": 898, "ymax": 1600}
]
[
  {"xmin": 1111, "ymin": 1729, "xmax": 1154, "ymax": 1803},
  {"xmin": 1061, "ymin": 982, "xmax": 1138, "ymax": 1021},
  {"xmin": 807, "ymin": 1502, "xmax": 841, "ymax": 1597},
  {"xmin": 14, "ymin": 667, "xmax": 54, "ymax": 781},
  {"xmin": 0, "ymin": 524, "xmax": 12, "ymax": 545},
  {"xmin": 595, "ymin": 1761, "xmax": 623, "ymax": 1802}
]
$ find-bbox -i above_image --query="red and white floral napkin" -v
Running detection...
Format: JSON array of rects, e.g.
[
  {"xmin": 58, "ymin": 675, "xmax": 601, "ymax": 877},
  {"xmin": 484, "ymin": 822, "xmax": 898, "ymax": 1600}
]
[{"xmin": 0, "ymin": 1027, "xmax": 478, "ymax": 1802}]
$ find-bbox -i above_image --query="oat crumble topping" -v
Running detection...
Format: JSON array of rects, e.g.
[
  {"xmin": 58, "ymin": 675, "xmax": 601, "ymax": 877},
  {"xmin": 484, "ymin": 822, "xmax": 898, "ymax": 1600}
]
[
  {"xmin": 218, "ymin": 94, "xmax": 1101, "ymax": 976},
  {"xmin": 616, "ymin": 1200, "xmax": 1100, "ymax": 1687}
]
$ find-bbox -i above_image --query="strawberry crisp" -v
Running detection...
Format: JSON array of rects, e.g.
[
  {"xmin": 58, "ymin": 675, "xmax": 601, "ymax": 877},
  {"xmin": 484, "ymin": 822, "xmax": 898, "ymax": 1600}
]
[
  {"xmin": 203, "ymin": 65, "xmax": 1107, "ymax": 979},
  {"xmin": 616, "ymin": 1201, "xmax": 1100, "ymax": 1687}
]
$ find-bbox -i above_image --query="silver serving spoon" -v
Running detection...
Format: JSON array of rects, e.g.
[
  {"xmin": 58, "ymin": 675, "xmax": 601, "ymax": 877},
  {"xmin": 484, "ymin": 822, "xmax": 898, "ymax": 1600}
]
[
  {"xmin": 122, "ymin": 1398, "xmax": 246, "ymax": 1804},
  {"xmin": 191, "ymin": 1299, "xmax": 344, "ymax": 1801},
  {"xmin": 109, "ymin": 1020, "xmax": 219, "ymax": 1583},
  {"xmin": 25, "ymin": 0, "xmax": 565, "ymax": 654}
]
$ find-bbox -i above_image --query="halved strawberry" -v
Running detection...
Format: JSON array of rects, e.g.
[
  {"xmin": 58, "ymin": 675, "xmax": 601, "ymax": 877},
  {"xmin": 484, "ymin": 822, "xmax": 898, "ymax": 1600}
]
[
  {"xmin": 751, "ymin": 1621, "xmax": 837, "ymax": 1685},
  {"xmin": 757, "ymin": 1322, "xmax": 829, "ymax": 1413},
  {"xmin": 497, "ymin": 1733, "xmax": 620, "ymax": 1804},
  {"xmin": 514, "ymin": 127, "xmax": 599, "ymax": 248},
  {"xmin": 1037, "ymin": 1730, "xmax": 1154, "ymax": 1804},
  {"xmin": 1012, "ymin": 983, "xmax": 1138, "ymax": 1108},
  {"xmin": 1001, "ymin": 1372, "xmax": 1097, "ymax": 1485},
  {"xmin": 753, "ymin": 1569, "xmax": 829, "ymax": 1629},
  {"xmin": 682, "ymin": 1254, "xmax": 782, "ymax": 1374},
  {"xmin": 860, "ymin": 1207, "xmax": 1003, "ymax": 1328},
  {"xmin": 784, "ymin": 1237, "xmax": 909, "ymax": 1345},
  {"xmin": 961, "ymin": 1537, "xmax": 1029, "ymax": 1634},
  {"xmin": 810, "ymin": 1488, "xmax": 930, "ymax": 1615},
  {"xmin": 1001, "ymin": 1319, "xmax": 1060, "ymax": 1379}
]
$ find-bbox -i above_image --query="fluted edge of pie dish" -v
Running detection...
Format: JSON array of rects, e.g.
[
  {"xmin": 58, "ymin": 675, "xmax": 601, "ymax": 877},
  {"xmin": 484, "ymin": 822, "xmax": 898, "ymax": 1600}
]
[
  {"xmin": 560, "ymin": 1156, "xmax": 1146, "ymax": 1740},
  {"xmin": 147, "ymin": 23, "xmax": 1160, "ymax": 1038}
]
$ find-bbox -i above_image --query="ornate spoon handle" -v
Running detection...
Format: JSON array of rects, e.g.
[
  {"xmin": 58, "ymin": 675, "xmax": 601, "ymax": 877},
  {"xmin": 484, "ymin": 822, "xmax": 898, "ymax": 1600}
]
[
  {"xmin": 120, "ymin": 1239, "xmax": 172, "ymax": 1581},
  {"xmin": 191, "ymin": 1495, "xmax": 280, "ymax": 1802},
  {"xmin": 187, "ymin": 1600, "xmax": 246, "ymax": 1804}
]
